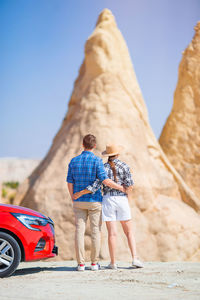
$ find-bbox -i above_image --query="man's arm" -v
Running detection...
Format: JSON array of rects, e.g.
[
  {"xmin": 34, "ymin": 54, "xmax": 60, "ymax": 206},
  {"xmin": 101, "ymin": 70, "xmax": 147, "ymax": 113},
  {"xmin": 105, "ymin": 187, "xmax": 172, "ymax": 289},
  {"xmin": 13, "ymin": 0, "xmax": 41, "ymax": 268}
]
[
  {"xmin": 66, "ymin": 161, "xmax": 74, "ymax": 202},
  {"xmin": 123, "ymin": 165, "xmax": 134, "ymax": 199},
  {"xmin": 67, "ymin": 183, "xmax": 74, "ymax": 202},
  {"xmin": 125, "ymin": 185, "xmax": 133, "ymax": 193},
  {"xmin": 73, "ymin": 158, "xmax": 127, "ymax": 200},
  {"xmin": 96, "ymin": 159, "xmax": 126, "ymax": 192},
  {"xmin": 124, "ymin": 185, "xmax": 133, "ymax": 200},
  {"xmin": 103, "ymin": 179, "xmax": 125, "ymax": 192}
]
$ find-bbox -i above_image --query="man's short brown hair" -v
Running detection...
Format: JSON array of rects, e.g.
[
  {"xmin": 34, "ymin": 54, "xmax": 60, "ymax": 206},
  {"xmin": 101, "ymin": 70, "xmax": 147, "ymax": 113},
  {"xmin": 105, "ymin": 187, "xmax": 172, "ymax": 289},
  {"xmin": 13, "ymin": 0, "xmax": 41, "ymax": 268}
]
[{"xmin": 83, "ymin": 134, "xmax": 96, "ymax": 149}]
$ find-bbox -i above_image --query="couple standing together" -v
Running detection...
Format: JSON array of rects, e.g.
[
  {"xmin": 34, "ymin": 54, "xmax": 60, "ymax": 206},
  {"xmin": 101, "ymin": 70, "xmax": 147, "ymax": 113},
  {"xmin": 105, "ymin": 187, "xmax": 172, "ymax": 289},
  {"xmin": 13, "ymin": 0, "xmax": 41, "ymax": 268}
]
[{"xmin": 67, "ymin": 134, "xmax": 143, "ymax": 271}]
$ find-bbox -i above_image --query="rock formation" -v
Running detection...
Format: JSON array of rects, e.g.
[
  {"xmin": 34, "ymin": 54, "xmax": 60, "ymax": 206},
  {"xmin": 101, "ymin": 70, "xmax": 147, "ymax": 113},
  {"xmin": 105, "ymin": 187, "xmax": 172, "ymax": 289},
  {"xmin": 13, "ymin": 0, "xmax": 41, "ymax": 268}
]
[
  {"xmin": 159, "ymin": 22, "xmax": 200, "ymax": 204},
  {"xmin": 15, "ymin": 9, "xmax": 200, "ymax": 261}
]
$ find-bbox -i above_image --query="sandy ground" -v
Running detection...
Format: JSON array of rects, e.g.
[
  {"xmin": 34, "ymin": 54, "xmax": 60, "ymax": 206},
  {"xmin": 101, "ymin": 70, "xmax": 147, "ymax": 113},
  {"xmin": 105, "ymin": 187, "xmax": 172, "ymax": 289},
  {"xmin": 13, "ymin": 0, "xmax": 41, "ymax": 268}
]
[{"xmin": 0, "ymin": 261, "xmax": 200, "ymax": 300}]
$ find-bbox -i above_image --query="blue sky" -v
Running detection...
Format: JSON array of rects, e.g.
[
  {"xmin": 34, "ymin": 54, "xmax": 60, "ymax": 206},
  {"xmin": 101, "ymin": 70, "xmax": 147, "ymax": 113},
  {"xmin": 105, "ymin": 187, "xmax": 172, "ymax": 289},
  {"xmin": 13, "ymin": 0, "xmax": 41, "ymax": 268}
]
[{"xmin": 1, "ymin": 0, "xmax": 199, "ymax": 158}]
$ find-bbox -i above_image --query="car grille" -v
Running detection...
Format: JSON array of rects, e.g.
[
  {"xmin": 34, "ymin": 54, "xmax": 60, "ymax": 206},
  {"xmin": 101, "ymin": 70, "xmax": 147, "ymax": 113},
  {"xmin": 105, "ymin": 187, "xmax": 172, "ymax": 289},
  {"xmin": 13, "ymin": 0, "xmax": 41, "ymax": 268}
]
[{"xmin": 35, "ymin": 238, "xmax": 46, "ymax": 252}]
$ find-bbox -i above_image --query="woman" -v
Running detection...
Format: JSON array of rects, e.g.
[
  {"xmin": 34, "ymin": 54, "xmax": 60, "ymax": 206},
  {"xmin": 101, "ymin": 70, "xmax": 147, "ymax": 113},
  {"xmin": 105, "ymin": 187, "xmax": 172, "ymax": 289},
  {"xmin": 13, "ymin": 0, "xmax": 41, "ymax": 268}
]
[{"xmin": 73, "ymin": 144, "xmax": 143, "ymax": 269}]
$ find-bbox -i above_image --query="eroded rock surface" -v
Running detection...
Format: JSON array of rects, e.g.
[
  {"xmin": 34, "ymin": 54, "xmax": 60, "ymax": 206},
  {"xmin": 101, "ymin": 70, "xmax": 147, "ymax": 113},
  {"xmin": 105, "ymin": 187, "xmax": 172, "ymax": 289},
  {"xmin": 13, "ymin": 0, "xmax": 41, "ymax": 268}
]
[
  {"xmin": 160, "ymin": 22, "xmax": 200, "ymax": 203},
  {"xmin": 15, "ymin": 10, "xmax": 200, "ymax": 261}
]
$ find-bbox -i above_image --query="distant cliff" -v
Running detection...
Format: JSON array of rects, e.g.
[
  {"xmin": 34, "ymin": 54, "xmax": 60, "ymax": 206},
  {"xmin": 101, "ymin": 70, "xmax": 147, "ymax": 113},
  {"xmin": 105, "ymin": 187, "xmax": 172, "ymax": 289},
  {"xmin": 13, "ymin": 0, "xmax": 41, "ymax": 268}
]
[{"xmin": 0, "ymin": 158, "xmax": 40, "ymax": 183}]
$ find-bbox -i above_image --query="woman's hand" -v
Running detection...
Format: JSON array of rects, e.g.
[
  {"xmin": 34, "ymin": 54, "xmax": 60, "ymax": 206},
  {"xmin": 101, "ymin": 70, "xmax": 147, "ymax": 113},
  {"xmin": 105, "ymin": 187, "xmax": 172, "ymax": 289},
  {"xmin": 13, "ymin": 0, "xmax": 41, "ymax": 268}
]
[
  {"xmin": 73, "ymin": 191, "xmax": 83, "ymax": 200},
  {"xmin": 73, "ymin": 189, "xmax": 92, "ymax": 200}
]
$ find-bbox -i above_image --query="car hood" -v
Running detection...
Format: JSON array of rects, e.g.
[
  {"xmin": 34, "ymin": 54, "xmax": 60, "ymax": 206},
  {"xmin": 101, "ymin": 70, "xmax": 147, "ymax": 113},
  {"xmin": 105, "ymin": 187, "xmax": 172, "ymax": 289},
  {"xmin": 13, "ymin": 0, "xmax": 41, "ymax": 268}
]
[{"xmin": 0, "ymin": 204, "xmax": 47, "ymax": 218}]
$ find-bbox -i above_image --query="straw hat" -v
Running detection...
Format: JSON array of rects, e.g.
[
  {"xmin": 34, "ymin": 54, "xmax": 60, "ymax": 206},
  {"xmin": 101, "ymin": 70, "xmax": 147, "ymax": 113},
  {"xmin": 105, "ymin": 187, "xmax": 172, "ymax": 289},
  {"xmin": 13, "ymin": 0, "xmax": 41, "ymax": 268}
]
[{"xmin": 102, "ymin": 144, "xmax": 123, "ymax": 156}]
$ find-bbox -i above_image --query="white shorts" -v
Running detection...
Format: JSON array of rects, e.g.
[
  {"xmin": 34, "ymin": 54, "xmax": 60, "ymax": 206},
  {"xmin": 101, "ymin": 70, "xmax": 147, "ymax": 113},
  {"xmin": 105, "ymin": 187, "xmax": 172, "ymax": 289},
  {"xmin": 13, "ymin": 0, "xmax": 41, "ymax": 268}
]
[{"xmin": 102, "ymin": 194, "xmax": 132, "ymax": 221}]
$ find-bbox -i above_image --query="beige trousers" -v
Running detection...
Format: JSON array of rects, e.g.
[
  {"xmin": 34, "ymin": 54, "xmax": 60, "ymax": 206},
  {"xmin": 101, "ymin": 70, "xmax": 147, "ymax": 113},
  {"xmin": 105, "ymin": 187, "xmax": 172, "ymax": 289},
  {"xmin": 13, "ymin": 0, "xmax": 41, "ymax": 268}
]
[{"xmin": 73, "ymin": 201, "xmax": 102, "ymax": 264}]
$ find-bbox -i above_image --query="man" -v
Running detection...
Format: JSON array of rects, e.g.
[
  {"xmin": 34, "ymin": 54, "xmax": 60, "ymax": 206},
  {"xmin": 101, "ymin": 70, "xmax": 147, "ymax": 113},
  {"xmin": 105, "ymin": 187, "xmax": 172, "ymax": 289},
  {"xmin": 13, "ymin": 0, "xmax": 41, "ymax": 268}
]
[{"xmin": 67, "ymin": 134, "xmax": 125, "ymax": 271}]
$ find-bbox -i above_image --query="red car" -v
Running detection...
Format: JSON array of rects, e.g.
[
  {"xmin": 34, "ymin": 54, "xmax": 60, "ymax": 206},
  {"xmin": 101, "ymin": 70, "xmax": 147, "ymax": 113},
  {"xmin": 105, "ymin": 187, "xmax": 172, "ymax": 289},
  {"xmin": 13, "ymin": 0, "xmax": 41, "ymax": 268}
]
[{"xmin": 0, "ymin": 204, "xmax": 58, "ymax": 277}]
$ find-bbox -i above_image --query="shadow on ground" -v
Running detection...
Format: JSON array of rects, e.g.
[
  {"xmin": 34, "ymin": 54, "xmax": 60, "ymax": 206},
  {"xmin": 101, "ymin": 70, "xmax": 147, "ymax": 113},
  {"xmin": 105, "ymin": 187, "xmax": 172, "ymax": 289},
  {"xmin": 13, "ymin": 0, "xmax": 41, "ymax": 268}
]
[
  {"xmin": 14, "ymin": 266, "xmax": 77, "ymax": 276},
  {"xmin": 14, "ymin": 265, "xmax": 134, "ymax": 276}
]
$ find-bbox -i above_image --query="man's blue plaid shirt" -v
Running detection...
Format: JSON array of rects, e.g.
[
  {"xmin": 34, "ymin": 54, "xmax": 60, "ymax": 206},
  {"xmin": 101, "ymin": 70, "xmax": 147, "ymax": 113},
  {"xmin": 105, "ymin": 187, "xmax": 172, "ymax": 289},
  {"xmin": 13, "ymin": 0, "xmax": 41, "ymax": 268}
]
[{"xmin": 67, "ymin": 151, "xmax": 108, "ymax": 202}]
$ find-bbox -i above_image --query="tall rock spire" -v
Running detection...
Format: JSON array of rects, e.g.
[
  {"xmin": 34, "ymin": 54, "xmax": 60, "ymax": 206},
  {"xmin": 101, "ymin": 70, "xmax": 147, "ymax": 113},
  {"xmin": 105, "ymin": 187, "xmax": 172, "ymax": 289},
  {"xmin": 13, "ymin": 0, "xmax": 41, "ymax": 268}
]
[
  {"xmin": 160, "ymin": 22, "xmax": 200, "ymax": 202},
  {"xmin": 15, "ymin": 10, "xmax": 200, "ymax": 261}
]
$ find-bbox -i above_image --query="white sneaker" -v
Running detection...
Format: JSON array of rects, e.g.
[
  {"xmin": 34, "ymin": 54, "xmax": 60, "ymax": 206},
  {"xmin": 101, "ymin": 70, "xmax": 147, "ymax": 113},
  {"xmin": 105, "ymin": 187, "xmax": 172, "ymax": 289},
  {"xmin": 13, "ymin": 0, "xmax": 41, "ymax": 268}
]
[
  {"xmin": 132, "ymin": 258, "xmax": 144, "ymax": 268},
  {"xmin": 107, "ymin": 263, "xmax": 117, "ymax": 270},
  {"xmin": 77, "ymin": 264, "xmax": 85, "ymax": 271},
  {"xmin": 91, "ymin": 263, "xmax": 100, "ymax": 271}
]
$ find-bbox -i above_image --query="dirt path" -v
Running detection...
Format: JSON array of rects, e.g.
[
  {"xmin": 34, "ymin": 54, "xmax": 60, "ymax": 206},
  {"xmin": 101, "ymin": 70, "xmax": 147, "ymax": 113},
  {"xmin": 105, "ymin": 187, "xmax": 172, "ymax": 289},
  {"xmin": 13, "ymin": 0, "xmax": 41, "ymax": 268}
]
[{"xmin": 0, "ymin": 261, "xmax": 200, "ymax": 300}]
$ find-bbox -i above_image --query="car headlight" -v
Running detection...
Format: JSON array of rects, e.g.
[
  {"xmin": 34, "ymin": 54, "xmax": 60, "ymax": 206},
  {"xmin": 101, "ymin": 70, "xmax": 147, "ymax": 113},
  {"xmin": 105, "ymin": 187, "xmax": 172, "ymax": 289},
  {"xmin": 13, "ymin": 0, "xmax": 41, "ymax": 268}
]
[{"xmin": 11, "ymin": 213, "xmax": 49, "ymax": 231}]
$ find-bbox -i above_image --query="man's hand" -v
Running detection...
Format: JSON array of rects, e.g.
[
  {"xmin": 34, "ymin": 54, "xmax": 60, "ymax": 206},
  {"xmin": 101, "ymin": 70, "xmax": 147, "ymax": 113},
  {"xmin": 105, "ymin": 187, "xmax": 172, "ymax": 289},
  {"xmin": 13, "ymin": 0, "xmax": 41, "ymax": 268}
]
[
  {"xmin": 119, "ymin": 185, "xmax": 127, "ymax": 194},
  {"xmin": 123, "ymin": 185, "xmax": 133, "ymax": 195},
  {"xmin": 103, "ymin": 178, "xmax": 127, "ymax": 193},
  {"xmin": 122, "ymin": 186, "xmax": 128, "ymax": 194}
]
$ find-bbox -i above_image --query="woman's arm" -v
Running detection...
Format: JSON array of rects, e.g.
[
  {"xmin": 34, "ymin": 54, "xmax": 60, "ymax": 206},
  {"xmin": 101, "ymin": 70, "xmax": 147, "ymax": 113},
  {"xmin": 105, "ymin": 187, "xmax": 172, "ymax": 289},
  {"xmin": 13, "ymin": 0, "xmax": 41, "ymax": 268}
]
[
  {"xmin": 73, "ymin": 178, "xmax": 126, "ymax": 200},
  {"xmin": 73, "ymin": 188, "xmax": 92, "ymax": 200}
]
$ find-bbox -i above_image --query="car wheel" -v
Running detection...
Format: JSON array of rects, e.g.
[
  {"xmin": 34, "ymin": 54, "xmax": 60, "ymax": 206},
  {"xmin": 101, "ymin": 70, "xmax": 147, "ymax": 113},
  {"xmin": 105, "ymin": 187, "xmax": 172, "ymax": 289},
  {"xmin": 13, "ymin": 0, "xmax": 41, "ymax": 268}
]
[{"xmin": 0, "ymin": 232, "xmax": 21, "ymax": 278}]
